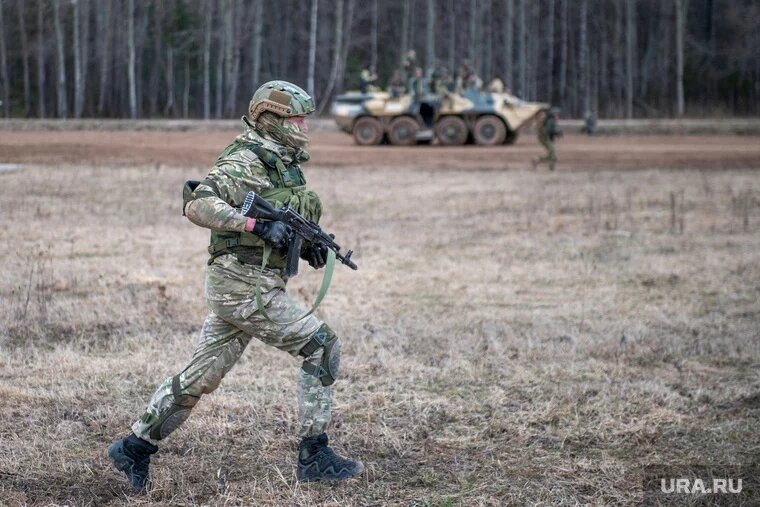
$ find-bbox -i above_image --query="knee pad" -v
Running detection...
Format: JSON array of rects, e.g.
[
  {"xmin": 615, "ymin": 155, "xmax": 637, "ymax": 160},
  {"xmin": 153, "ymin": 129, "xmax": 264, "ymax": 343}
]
[
  {"xmin": 149, "ymin": 375, "xmax": 200, "ymax": 441},
  {"xmin": 298, "ymin": 324, "xmax": 341, "ymax": 387}
]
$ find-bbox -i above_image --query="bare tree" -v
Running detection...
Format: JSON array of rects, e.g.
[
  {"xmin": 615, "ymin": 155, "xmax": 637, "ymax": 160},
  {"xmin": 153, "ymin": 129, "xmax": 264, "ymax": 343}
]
[
  {"xmin": 559, "ymin": 0, "xmax": 567, "ymax": 104},
  {"xmin": 53, "ymin": 0, "xmax": 67, "ymax": 118},
  {"xmin": 251, "ymin": 0, "xmax": 263, "ymax": 86},
  {"xmin": 0, "ymin": 0, "xmax": 7, "ymax": 117},
  {"xmin": 504, "ymin": 0, "xmax": 513, "ymax": 89},
  {"xmin": 546, "ymin": 0, "xmax": 554, "ymax": 100},
  {"xmin": 80, "ymin": 0, "xmax": 90, "ymax": 116},
  {"xmin": 401, "ymin": 0, "xmax": 410, "ymax": 62},
  {"xmin": 146, "ymin": 2, "xmax": 163, "ymax": 116},
  {"xmin": 625, "ymin": 0, "xmax": 635, "ymax": 118},
  {"xmin": 448, "ymin": 0, "xmax": 455, "ymax": 73},
  {"xmin": 580, "ymin": 0, "xmax": 589, "ymax": 114},
  {"xmin": 224, "ymin": 0, "xmax": 242, "ymax": 116},
  {"xmin": 517, "ymin": 0, "xmax": 526, "ymax": 96},
  {"xmin": 675, "ymin": 0, "xmax": 688, "ymax": 117},
  {"xmin": 183, "ymin": 59, "xmax": 190, "ymax": 118},
  {"xmin": 483, "ymin": 0, "xmax": 492, "ymax": 80},
  {"xmin": 97, "ymin": 0, "xmax": 111, "ymax": 115},
  {"xmin": 166, "ymin": 46, "xmax": 175, "ymax": 116},
  {"xmin": 370, "ymin": 0, "xmax": 377, "ymax": 70},
  {"xmin": 426, "ymin": 0, "xmax": 435, "ymax": 70},
  {"xmin": 37, "ymin": 0, "xmax": 46, "ymax": 118},
  {"xmin": 203, "ymin": 0, "xmax": 212, "ymax": 119},
  {"xmin": 336, "ymin": 0, "xmax": 355, "ymax": 93},
  {"xmin": 307, "ymin": 0, "xmax": 318, "ymax": 97},
  {"xmin": 73, "ymin": 0, "xmax": 83, "ymax": 118},
  {"xmin": 317, "ymin": 0, "xmax": 343, "ymax": 113},
  {"xmin": 127, "ymin": 0, "xmax": 137, "ymax": 118},
  {"xmin": 468, "ymin": 0, "xmax": 477, "ymax": 71},
  {"xmin": 17, "ymin": 0, "xmax": 31, "ymax": 116},
  {"xmin": 215, "ymin": 4, "xmax": 224, "ymax": 118}
]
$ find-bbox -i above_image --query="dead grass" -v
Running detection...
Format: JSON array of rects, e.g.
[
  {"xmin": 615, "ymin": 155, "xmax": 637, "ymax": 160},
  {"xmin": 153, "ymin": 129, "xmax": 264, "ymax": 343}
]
[{"xmin": 0, "ymin": 160, "xmax": 758, "ymax": 506}]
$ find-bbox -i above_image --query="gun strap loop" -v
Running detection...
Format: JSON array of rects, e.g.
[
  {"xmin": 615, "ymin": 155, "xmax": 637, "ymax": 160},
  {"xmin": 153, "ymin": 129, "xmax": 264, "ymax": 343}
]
[{"xmin": 254, "ymin": 244, "xmax": 335, "ymax": 325}]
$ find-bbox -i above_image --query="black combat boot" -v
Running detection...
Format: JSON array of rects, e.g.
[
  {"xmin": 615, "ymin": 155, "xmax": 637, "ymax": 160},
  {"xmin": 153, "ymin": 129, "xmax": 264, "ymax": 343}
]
[
  {"xmin": 297, "ymin": 433, "xmax": 364, "ymax": 482},
  {"xmin": 108, "ymin": 434, "xmax": 158, "ymax": 491}
]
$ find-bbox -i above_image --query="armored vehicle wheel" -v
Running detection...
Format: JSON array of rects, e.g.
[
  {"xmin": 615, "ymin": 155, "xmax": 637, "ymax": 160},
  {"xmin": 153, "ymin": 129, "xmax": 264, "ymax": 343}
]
[
  {"xmin": 352, "ymin": 117, "xmax": 384, "ymax": 145},
  {"xmin": 504, "ymin": 129, "xmax": 519, "ymax": 145},
  {"xmin": 473, "ymin": 115, "xmax": 507, "ymax": 145},
  {"xmin": 387, "ymin": 117, "xmax": 419, "ymax": 146},
  {"xmin": 434, "ymin": 116, "xmax": 468, "ymax": 145}
]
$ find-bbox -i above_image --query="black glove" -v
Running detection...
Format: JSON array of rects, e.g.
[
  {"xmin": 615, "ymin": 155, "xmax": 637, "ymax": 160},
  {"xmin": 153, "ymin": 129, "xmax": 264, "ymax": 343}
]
[
  {"xmin": 252, "ymin": 220, "xmax": 291, "ymax": 250},
  {"xmin": 301, "ymin": 242, "xmax": 329, "ymax": 269}
]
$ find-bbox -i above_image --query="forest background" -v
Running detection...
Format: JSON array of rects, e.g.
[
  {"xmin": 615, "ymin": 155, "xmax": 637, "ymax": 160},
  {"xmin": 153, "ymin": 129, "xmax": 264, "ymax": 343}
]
[{"xmin": 0, "ymin": 0, "xmax": 758, "ymax": 121}]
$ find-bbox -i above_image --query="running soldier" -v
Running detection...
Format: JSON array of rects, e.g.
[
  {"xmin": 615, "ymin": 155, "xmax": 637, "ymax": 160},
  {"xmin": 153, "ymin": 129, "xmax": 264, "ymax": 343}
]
[
  {"xmin": 533, "ymin": 107, "xmax": 563, "ymax": 171},
  {"xmin": 108, "ymin": 81, "xmax": 364, "ymax": 491}
]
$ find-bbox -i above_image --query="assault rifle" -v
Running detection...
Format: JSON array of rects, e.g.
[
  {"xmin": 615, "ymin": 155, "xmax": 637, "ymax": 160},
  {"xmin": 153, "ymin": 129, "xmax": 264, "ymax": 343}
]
[{"xmin": 241, "ymin": 191, "xmax": 358, "ymax": 278}]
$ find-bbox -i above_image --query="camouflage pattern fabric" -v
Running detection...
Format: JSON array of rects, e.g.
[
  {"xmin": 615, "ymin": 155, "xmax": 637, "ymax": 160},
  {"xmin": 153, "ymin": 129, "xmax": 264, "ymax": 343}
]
[
  {"xmin": 132, "ymin": 122, "xmax": 336, "ymax": 444},
  {"xmin": 536, "ymin": 132, "xmax": 557, "ymax": 171},
  {"xmin": 534, "ymin": 116, "xmax": 558, "ymax": 171}
]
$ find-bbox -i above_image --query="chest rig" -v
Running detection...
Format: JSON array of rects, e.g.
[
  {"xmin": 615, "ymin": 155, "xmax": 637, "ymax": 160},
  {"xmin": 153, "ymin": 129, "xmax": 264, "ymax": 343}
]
[{"xmin": 207, "ymin": 141, "xmax": 322, "ymax": 267}]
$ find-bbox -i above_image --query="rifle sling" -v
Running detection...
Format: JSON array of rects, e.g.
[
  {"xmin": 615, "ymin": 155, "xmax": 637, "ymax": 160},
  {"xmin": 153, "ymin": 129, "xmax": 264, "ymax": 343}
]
[{"xmin": 255, "ymin": 243, "xmax": 335, "ymax": 325}]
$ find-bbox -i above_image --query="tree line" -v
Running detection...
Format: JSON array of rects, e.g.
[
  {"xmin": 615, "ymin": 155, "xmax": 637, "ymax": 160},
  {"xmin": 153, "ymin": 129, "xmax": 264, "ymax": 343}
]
[{"xmin": 0, "ymin": 0, "xmax": 757, "ymax": 120}]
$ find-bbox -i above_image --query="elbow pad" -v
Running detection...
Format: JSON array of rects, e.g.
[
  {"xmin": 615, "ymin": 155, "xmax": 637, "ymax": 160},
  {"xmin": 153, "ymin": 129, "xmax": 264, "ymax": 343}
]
[{"xmin": 182, "ymin": 179, "xmax": 220, "ymax": 216}]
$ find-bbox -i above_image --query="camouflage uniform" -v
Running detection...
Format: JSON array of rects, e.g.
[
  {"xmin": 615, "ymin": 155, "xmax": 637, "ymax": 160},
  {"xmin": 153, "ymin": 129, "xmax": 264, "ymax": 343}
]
[
  {"xmin": 131, "ymin": 122, "xmax": 337, "ymax": 445},
  {"xmin": 110, "ymin": 82, "xmax": 362, "ymax": 490},
  {"xmin": 359, "ymin": 67, "xmax": 378, "ymax": 94},
  {"xmin": 533, "ymin": 110, "xmax": 562, "ymax": 171}
]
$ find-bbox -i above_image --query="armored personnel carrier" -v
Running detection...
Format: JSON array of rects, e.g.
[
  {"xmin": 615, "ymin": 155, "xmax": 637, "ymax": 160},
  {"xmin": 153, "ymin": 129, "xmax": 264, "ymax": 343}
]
[{"xmin": 331, "ymin": 88, "xmax": 548, "ymax": 146}]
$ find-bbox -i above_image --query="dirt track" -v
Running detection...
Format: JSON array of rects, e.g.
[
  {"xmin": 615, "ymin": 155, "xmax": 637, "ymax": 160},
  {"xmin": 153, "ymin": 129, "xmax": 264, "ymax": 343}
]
[{"xmin": 1, "ymin": 130, "xmax": 759, "ymax": 170}]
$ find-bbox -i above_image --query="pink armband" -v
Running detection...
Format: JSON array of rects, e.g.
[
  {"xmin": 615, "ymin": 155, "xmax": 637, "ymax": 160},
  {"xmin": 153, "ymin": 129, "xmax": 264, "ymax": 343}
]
[{"xmin": 244, "ymin": 217, "xmax": 256, "ymax": 232}]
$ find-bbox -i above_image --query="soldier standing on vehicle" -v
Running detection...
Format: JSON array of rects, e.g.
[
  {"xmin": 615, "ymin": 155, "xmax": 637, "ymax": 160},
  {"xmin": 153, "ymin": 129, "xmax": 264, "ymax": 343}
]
[
  {"xmin": 107, "ymin": 81, "xmax": 364, "ymax": 491},
  {"xmin": 533, "ymin": 107, "xmax": 563, "ymax": 171},
  {"xmin": 438, "ymin": 67, "xmax": 455, "ymax": 93},
  {"xmin": 389, "ymin": 70, "xmax": 405, "ymax": 98},
  {"xmin": 402, "ymin": 49, "xmax": 417, "ymax": 79},
  {"xmin": 427, "ymin": 61, "xmax": 445, "ymax": 93},
  {"xmin": 410, "ymin": 67, "xmax": 426, "ymax": 100},
  {"xmin": 456, "ymin": 61, "xmax": 482, "ymax": 92},
  {"xmin": 359, "ymin": 65, "xmax": 378, "ymax": 94}
]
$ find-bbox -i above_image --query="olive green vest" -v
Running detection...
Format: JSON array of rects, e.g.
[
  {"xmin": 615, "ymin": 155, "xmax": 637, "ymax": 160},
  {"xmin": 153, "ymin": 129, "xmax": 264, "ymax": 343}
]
[{"xmin": 208, "ymin": 142, "xmax": 322, "ymax": 267}]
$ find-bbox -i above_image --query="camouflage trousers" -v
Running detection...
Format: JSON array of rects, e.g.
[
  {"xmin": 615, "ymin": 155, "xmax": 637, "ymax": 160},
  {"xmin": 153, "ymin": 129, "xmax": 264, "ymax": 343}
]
[
  {"xmin": 132, "ymin": 254, "xmax": 336, "ymax": 445},
  {"xmin": 534, "ymin": 134, "xmax": 557, "ymax": 171}
]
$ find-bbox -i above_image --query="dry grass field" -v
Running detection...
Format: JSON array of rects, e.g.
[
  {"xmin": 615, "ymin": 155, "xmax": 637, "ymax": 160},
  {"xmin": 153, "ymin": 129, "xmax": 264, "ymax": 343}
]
[{"xmin": 0, "ymin": 131, "xmax": 759, "ymax": 505}]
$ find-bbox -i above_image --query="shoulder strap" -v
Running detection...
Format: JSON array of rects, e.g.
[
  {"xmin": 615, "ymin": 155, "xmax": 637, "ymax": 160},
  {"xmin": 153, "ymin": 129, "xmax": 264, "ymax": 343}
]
[{"xmin": 254, "ymin": 244, "xmax": 335, "ymax": 325}]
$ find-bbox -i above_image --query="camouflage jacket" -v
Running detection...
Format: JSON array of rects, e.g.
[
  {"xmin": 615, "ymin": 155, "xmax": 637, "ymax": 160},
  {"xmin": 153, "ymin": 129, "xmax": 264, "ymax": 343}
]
[
  {"xmin": 540, "ymin": 116, "xmax": 562, "ymax": 141},
  {"xmin": 185, "ymin": 121, "xmax": 321, "ymax": 266}
]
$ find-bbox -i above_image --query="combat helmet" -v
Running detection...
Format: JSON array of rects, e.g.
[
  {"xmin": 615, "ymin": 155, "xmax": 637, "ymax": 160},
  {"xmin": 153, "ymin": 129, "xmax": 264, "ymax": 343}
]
[{"xmin": 249, "ymin": 81, "xmax": 315, "ymax": 121}]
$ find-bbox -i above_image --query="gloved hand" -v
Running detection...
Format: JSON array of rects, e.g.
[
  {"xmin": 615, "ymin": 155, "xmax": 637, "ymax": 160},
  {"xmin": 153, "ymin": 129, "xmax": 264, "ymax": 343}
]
[
  {"xmin": 301, "ymin": 242, "xmax": 329, "ymax": 269},
  {"xmin": 252, "ymin": 220, "xmax": 291, "ymax": 250}
]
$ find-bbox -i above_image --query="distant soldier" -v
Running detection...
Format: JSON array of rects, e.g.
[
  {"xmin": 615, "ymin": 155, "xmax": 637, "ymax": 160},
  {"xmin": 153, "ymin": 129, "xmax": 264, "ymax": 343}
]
[
  {"xmin": 456, "ymin": 61, "xmax": 482, "ymax": 92},
  {"xmin": 532, "ymin": 107, "xmax": 563, "ymax": 171},
  {"xmin": 582, "ymin": 109, "xmax": 597, "ymax": 135},
  {"xmin": 428, "ymin": 61, "xmax": 445, "ymax": 93},
  {"xmin": 359, "ymin": 65, "xmax": 378, "ymax": 94},
  {"xmin": 438, "ymin": 67, "xmax": 455, "ymax": 93},
  {"xmin": 410, "ymin": 67, "xmax": 426, "ymax": 100},
  {"xmin": 466, "ymin": 72, "xmax": 483, "ymax": 91},
  {"xmin": 388, "ymin": 70, "xmax": 405, "ymax": 98},
  {"xmin": 402, "ymin": 49, "xmax": 417, "ymax": 79},
  {"xmin": 455, "ymin": 61, "xmax": 471, "ymax": 93}
]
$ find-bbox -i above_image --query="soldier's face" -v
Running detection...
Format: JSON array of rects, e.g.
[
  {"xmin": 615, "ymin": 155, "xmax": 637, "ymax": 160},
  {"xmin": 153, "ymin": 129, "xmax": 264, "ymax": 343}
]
[{"xmin": 287, "ymin": 116, "xmax": 308, "ymax": 133}]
